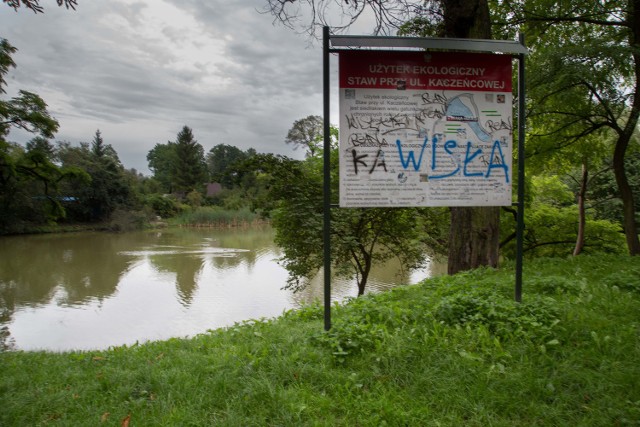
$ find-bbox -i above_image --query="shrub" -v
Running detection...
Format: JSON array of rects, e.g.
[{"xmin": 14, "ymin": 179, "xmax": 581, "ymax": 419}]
[{"xmin": 145, "ymin": 194, "xmax": 179, "ymax": 218}]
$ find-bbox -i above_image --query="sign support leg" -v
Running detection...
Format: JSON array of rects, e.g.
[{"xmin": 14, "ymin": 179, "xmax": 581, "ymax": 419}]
[{"xmin": 323, "ymin": 26, "xmax": 332, "ymax": 330}]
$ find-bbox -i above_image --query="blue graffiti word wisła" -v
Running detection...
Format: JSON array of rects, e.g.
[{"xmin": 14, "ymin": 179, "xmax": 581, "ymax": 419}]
[{"xmin": 395, "ymin": 137, "xmax": 509, "ymax": 182}]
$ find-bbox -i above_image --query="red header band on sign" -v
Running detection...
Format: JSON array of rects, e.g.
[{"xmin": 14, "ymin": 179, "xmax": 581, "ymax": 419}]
[{"xmin": 339, "ymin": 50, "xmax": 512, "ymax": 92}]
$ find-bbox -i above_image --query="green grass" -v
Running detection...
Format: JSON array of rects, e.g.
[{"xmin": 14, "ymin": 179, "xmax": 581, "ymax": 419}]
[{"xmin": 1, "ymin": 254, "xmax": 639, "ymax": 426}]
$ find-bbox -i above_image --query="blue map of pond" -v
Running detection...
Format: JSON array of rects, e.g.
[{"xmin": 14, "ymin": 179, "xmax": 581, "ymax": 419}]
[{"xmin": 446, "ymin": 96, "xmax": 491, "ymax": 142}]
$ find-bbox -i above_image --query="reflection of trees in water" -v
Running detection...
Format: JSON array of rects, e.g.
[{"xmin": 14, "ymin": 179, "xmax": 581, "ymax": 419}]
[
  {"xmin": 0, "ymin": 233, "xmax": 136, "ymax": 308},
  {"xmin": 0, "ymin": 312, "xmax": 15, "ymax": 351},
  {"xmin": 143, "ymin": 227, "xmax": 279, "ymax": 306},
  {"xmin": 0, "ymin": 232, "xmax": 140, "ymax": 350},
  {"xmin": 289, "ymin": 257, "xmax": 447, "ymax": 308},
  {"xmin": 149, "ymin": 254, "xmax": 203, "ymax": 306}
]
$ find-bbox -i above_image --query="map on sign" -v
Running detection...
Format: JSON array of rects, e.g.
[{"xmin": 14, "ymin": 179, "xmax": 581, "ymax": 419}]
[{"xmin": 339, "ymin": 50, "xmax": 513, "ymax": 207}]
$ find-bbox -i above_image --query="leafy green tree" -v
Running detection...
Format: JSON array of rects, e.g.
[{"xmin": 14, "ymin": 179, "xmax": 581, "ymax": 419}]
[
  {"xmin": 0, "ymin": 38, "xmax": 84, "ymax": 232},
  {"xmin": 400, "ymin": 1, "xmax": 499, "ymax": 275},
  {"xmin": 264, "ymin": 130, "xmax": 440, "ymax": 295},
  {"xmin": 587, "ymin": 150, "xmax": 640, "ymax": 226},
  {"xmin": 207, "ymin": 144, "xmax": 249, "ymax": 188},
  {"xmin": 0, "ymin": 138, "xmax": 89, "ymax": 233},
  {"xmin": 91, "ymin": 129, "xmax": 106, "ymax": 158},
  {"xmin": 172, "ymin": 126, "xmax": 207, "ymax": 194},
  {"xmin": 285, "ymin": 115, "xmax": 325, "ymax": 157},
  {"xmin": 500, "ymin": 175, "xmax": 625, "ymax": 258},
  {"xmin": 25, "ymin": 136, "xmax": 55, "ymax": 158},
  {"xmin": 493, "ymin": 0, "xmax": 640, "ymax": 255},
  {"xmin": 57, "ymin": 134, "xmax": 133, "ymax": 222},
  {"xmin": 1, "ymin": 39, "xmax": 58, "ymax": 141},
  {"xmin": 147, "ymin": 142, "xmax": 177, "ymax": 193}
]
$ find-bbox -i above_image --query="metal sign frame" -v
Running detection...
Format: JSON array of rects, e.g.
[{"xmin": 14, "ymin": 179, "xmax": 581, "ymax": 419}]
[{"xmin": 322, "ymin": 26, "xmax": 527, "ymax": 330}]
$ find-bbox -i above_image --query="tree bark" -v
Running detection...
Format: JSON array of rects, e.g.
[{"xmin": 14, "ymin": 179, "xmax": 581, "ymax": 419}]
[
  {"xmin": 448, "ymin": 206, "xmax": 500, "ymax": 274},
  {"xmin": 614, "ymin": 135, "xmax": 640, "ymax": 255},
  {"xmin": 442, "ymin": 0, "xmax": 501, "ymax": 274},
  {"xmin": 614, "ymin": 0, "xmax": 640, "ymax": 255}
]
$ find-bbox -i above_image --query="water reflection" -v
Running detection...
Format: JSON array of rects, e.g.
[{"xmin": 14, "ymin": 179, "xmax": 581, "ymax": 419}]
[{"xmin": 0, "ymin": 227, "xmax": 444, "ymax": 352}]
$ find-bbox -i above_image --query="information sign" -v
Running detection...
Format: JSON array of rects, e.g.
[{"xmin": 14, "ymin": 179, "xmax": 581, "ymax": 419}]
[{"xmin": 339, "ymin": 50, "xmax": 513, "ymax": 207}]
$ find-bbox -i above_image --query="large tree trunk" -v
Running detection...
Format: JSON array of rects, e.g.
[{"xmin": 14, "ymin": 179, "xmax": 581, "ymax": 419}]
[
  {"xmin": 442, "ymin": 0, "xmax": 501, "ymax": 274},
  {"xmin": 448, "ymin": 206, "xmax": 500, "ymax": 274},
  {"xmin": 614, "ymin": 134, "xmax": 640, "ymax": 255}
]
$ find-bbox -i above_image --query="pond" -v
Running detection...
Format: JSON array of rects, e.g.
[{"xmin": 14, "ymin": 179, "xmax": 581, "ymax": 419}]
[{"xmin": 0, "ymin": 227, "xmax": 445, "ymax": 352}]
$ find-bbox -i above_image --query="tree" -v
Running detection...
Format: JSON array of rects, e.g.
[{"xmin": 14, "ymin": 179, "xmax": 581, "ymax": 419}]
[
  {"xmin": 207, "ymin": 144, "xmax": 249, "ymax": 188},
  {"xmin": 91, "ymin": 129, "xmax": 106, "ymax": 158},
  {"xmin": 266, "ymin": 0, "xmax": 501, "ymax": 275},
  {"xmin": 147, "ymin": 142, "xmax": 177, "ymax": 193},
  {"xmin": 401, "ymin": 1, "xmax": 499, "ymax": 275},
  {"xmin": 268, "ymin": 149, "xmax": 433, "ymax": 295},
  {"xmin": 588, "ymin": 151, "xmax": 640, "ymax": 226},
  {"xmin": 285, "ymin": 115, "xmax": 324, "ymax": 157},
  {"xmin": 0, "ymin": 38, "xmax": 72, "ymax": 232},
  {"xmin": 3, "ymin": 0, "xmax": 77, "ymax": 13},
  {"xmin": 0, "ymin": 137, "xmax": 89, "ymax": 233},
  {"xmin": 172, "ymin": 126, "xmax": 208, "ymax": 194},
  {"xmin": 499, "ymin": 174, "xmax": 626, "ymax": 258},
  {"xmin": 1, "ymin": 39, "xmax": 59, "ymax": 141},
  {"xmin": 494, "ymin": 0, "xmax": 640, "ymax": 255},
  {"xmin": 56, "ymin": 135, "xmax": 132, "ymax": 222}
]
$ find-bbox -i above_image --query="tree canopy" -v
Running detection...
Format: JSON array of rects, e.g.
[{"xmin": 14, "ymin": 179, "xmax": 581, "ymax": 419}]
[{"xmin": 493, "ymin": 0, "xmax": 640, "ymax": 255}]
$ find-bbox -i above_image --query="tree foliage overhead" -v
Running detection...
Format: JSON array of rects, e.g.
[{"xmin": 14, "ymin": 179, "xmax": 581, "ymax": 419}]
[
  {"xmin": 1, "ymin": 39, "xmax": 59, "ymax": 141},
  {"xmin": 3, "ymin": 0, "xmax": 77, "ymax": 13},
  {"xmin": 493, "ymin": 0, "xmax": 640, "ymax": 255},
  {"xmin": 0, "ymin": 38, "xmax": 72, "ymax": 232}
]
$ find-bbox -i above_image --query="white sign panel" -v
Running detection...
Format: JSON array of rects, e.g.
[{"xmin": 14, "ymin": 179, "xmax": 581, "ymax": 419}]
[{"xmin": 339, "ymin": 50, "xmax": 513, "ymax": 207}]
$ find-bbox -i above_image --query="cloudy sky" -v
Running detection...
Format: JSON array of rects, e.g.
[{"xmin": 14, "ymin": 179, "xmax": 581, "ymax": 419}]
[{"xmin": 0, "ymin": 0, "xmax": 354, "ymax": 174}]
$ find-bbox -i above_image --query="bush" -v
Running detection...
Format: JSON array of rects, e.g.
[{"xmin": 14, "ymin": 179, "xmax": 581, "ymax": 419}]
[
  {"xmin": 145, "ymin": 194, "xmax": 179, "ymax": 218},
  {"xmin": 107, "ymin": 208, "xmax": 148, "ymax": 232}
]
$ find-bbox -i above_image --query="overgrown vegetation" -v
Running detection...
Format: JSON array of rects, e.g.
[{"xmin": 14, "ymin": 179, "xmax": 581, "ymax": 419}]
[
  {"xmin": 171, "ymin": 206, "xmax": 261, "ymax": 228},
  {"xmin": 1, "ymin": 254, "xmax": 638, "ymax": 426}
]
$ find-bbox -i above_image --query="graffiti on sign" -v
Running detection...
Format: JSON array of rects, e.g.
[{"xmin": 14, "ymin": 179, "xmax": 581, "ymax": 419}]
[{"xmin": 339, "ymin": 50, "xmax": 513, "ymax": 207}]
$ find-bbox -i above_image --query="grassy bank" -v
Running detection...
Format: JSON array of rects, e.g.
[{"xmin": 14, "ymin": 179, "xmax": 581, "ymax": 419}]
[
  {"xmin": 171, "ymin": 206, "xmax": 265, "ymax": 228},
  {"xmin": 1, "ymin": 254, "xmax": 639, "ymax": 426}
]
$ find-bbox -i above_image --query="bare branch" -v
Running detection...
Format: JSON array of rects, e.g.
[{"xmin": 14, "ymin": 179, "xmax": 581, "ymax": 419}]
[{"xmin": 262, "ymin": 0, "xmax": 420, "ymax": 38}]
